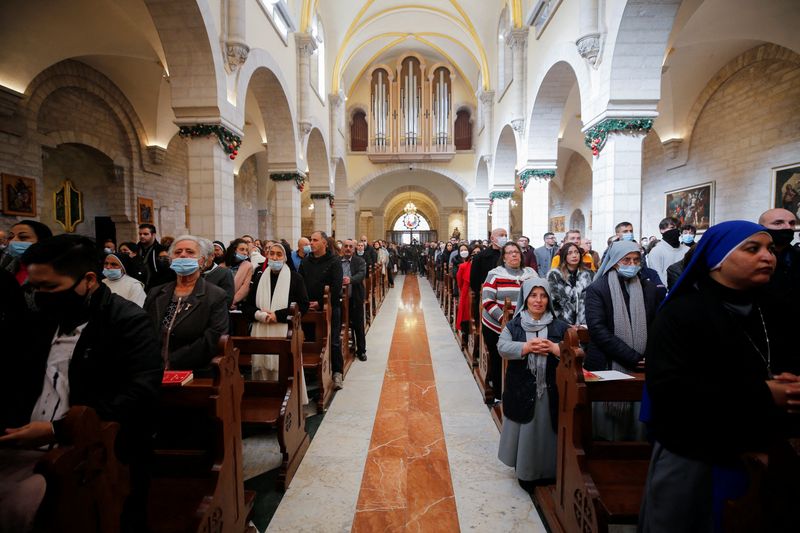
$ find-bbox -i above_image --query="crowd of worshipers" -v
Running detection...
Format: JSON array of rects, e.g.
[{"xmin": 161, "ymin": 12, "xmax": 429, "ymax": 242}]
[
  {"xmin": 426, "ymin": 208, "xmax": 800, "ymax": 531},
  {"xmin": 0, "ymin": 221, "xmax": 400, "ymax": 531},
  {"xmin": 2, "ymin": 207, "xmax": 800, "ymax": 531}
]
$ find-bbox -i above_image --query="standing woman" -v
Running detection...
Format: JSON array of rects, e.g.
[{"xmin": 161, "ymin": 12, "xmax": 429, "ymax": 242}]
[
  {"xmin": 640, "ymin": 221, "xmax": 799, "ymax": 532},
  {"xmin": 547, "ymin": 242, "xmax": 594, "ymax": 325},
  {"xmin": 584, "ymin": 240, "xmax": 660, "ymax": 440},
  {"xmin": 224, "ymin": 238, "xmax": 254, "ymax": 309},
  {"xmin": 481, "ymin": 242, "xmax": 538, "ymax": 401},
  {"xmin": 102, "ymin": 252, "xmax": 147, "ymax": 307},
  {"xmin": 455, "ymin": 245, "xmax": 479, "ymax": 347},
  {"xmin": 497, "ymin": 278, "xmax": 570, "ymax": 490},
  {"xmin": 451, "ymin": 243, "xmax": 470, "ymax": 296}
]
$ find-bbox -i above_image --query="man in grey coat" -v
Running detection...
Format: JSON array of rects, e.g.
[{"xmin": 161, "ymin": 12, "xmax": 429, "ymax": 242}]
[
  {"xmin": 342, "ymin": 239, "xmax": 367, "ymax": 361},
  {"xmin": 534, "ymin": 232, "xmax": 558, "ymax": 276}
]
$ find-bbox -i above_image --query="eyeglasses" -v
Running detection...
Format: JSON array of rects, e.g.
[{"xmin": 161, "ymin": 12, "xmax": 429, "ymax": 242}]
[
  {"xmin": 617, "ymin": 256, "xmax": 642, "ymax": 266},
  {"xmin": 504, "ymin": 250, "xmax": 521, "ymax": 256}
]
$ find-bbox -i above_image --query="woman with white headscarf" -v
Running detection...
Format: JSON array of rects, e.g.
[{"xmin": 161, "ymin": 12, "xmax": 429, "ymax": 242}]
[
  {"xmin": 584, "ymin": 240, "xmax": 661, "ymax": 440},
  {"xmin": 496, "ymin": 278, "xmax": 570, "ymax": 490},
  {"xmin": 102, "ymin": 252, "xmax": 147, "ymax": 307}
]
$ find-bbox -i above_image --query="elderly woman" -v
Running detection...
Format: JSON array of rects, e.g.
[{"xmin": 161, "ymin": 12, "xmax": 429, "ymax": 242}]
[
  {"xmin": 640, "ymin": 221, "xmax": 800, "ymax": 532},
  {"xmin": 481, "ymin": 242, "xmax": 538, "ymax": 401},
  {"xmin": 144, "ymin": 235, "xmax": 229, "ymax": 371},
  {"xmin": 224, "ymin": 238, "xmax": 254, "ymax": 309},
  {"xmin": 546, "ymin": 242, "xmax": 594, "ymax": 325},
  {"xmin": 585, "ymin": 240, "xmax": 660, "ymax": 440},
  {"xmin": 497, "ymin": 278, "xmax": 570, "ymax": 490},
  {"xmin": 102, "ymin": 252, "xmax": 146, "ymax": 307}
]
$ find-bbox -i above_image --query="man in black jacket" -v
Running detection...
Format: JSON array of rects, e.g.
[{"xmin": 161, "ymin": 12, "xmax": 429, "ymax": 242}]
[
  {"xmin": 470, "ymin": 227, "xmax": 506, "ymax": 296},
  {"xmin": 136, "ymin": 223, "xmax": 165, "ymax": 290},
  {"xmin": 1, "ymin": 234, "xmax": 162, "ymax": 532},
  {"xmin": 360, "ymin": 234, "xmax": 377, "ymax": 268},
  {"xmin": 342, "ymin": 239, "xmax": 367, "ymax": 361},
  {"xmin": 300, "ymin": 231, "xmax": 345, "ymax": 389}
]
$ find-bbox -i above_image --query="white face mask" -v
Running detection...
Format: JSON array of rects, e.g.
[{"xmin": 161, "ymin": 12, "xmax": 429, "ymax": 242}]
[{"xmin": 459, "ymin": 250, "xmax": 469, "ymax": 258}]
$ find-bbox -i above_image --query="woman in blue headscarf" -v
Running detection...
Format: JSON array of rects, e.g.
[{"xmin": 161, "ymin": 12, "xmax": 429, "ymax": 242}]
[
  {"xmin": 496, "ymin": 278, "xmax": 570, "ymax": 491},
  {"xmin": 639, "ymin": 221, "xmax": 800, "ymax": 533}
]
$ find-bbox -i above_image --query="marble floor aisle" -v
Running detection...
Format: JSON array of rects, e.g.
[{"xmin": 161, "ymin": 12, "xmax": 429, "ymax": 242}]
[{"xmin": 266, "ymin": 275, "xmax": 544, "ymax": 532}]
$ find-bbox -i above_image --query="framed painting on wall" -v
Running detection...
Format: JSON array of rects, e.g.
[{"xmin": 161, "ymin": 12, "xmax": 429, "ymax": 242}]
[
  {"xmin": 772, "ymin": 163, "xmax": 800, "ymax": 218},
  {"xmin": 665, "ymin": 182, "xmax": 714, "ymax": 232},
  {"xmin": 1, "ymin": 173, "xmax": 37, "ymax": 216},
  {"xmin": 138, "ymin": 197, "xmax": 154, "ymax": 224},
  {"xmin": 549, "ymin": 215, "xmax": 565, "ymax": 233}
]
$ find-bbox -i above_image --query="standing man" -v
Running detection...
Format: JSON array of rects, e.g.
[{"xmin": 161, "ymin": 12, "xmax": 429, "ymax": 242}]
[
  {"xmin": 300, "ymin": 231, "xmax": 345, "ymax": 389},
  {"xmin": 516, "ymin": 235, "xmax": 539, "ymax": 272},
  {"xmin": 470, "ymin": 228, "xmax": 507, "ymax": 308},
  {"xmin": 360, "ymin": 234, "xmax": 377, "ymax": 269},
  {"xmin": 759, "ymin": 207, "xmax": 800, "ymax": 302},
  {"xmin": 551, "ymin": 230, "xmax": 596, "ymax": 271},
  {"xmin": 647, "ymin": 217, "xmax": 688, "ymax": 286},
  {"xmin": 342, "ymin": 239, "xmax": 367, "ymax": 361},
  {"xmin": 291, "ymin": 237, "xmax": 311, "ymax": 270},
  {"xmin": 534, "ymin": 232, "xmax": 558, "ymax": 276},
  {"xmin": 136, "ymin": 223, "xmax": 164, "ymax": 290}
]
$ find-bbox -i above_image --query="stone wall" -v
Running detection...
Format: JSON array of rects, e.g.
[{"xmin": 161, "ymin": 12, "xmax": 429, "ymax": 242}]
[{"xmin": 235, "ymin": 156, "xmax": 259, "ymax": 238}]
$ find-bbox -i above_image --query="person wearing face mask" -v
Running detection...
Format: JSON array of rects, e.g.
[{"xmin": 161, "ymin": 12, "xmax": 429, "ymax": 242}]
[
  {"xmin": 144, "ymin": 235, "xmax": 229, "ymax": 371},
  {"xmin": 647, "ymin": 217, "xmax": 690, "ymax": 288},
  {"xmin": 102, "ymin": 252, "xmax": 146, "ymax": 307},
  {"xmin": 0, "ymin": 234, "xmax": 161, "ymax": 532},
  {"xmin": 1, "ymin": 220, "xmax": 53, "ymax": 286},
  {"xmin": 455, "ymin": 245, "xmax": 479, "ymax": 348},
  {"xmin": 220, "ymin": 238, "xmax": 252, "ymax": 309},
  {"xmin": 758, "ymin": 208, "xmax": 800, "ymax": 305},
  {"xmin": 584, "ymin": 241, "xmax": 661, "ymax": 440},
  {"xmin": 360, "ymin": 235, "xmax": 377, "ymax": 268},
  {"xmin": 102, "ymin": 239, "xmax": 116, "ymax": 255},
  {"xmin": 292, "ymin": 237, "xmax": 312, "ymax": 270},
  {"xmin": 341, "ymin": 239, "xmax": 368, "ymax": 361},
  {"xmin": 470, "ymin": 228, "xmax": 508, "ymax": 301}
]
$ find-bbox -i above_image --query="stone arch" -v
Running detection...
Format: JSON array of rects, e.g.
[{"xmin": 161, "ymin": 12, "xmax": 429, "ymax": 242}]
[
  {"xmin": 24, "ymin": 60, "xmax": 148, "ymax": 167},
  {"xmin": 683, "ymin": 44, "xmax": 800, "ymax": 159},
  {"xmin": 143, "ymin": 0, "xmax": 228, "ymax": 119},
  {"xmin": 382, "ymin": 188, "xmax": 441, "ymax": 235},
  {"xmin": 351, "ymin": 164, "xmax": 470, "ymax": 196},
  {"xmin": 492, "ymin": 124, "xmax": 518, "ymax": 189},
  {"xmin": 605, "ymin": 0, "xmax": 681, "ymax": 107},
  {"xmin": 526, "ymin": 61, "xmax": 581, "ymax": 164},
  {"xmin": 333, "ymin": 159, "xmax": 349, "ymax": 198},
  {"xmin": 473, "ymin": 157, "xmax": 489, "ymax": 197},
  {"xmin": 306, "ymin": 128, "xmax": 331, "ymax": 190},
  {"xmin": 378, "ymin": 184, "xmax": 444, "ymax": 215}
]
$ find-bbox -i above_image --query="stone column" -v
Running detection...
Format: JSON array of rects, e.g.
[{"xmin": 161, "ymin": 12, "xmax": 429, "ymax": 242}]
[
  {"xmin": 519, "ymin": 167, "xmax": 555, "ymax": 247},
  {"xmin": 439, "ymin": 208, "xmax": 452, "ymax": 240},
  {"xmin": 576, "ymin": 0, "xmax": 601, "ymax": 67},
  {"xmin": 335, "ymin": 197, "xmax": 356, "ymax": 239},
  {"xmin": 507, "ymin": 28, "xmax": 529, "ymax": 132},
  {"xmin": 225, "ymin": 0, "xmax": 249, "ymax": 71},
  {"xmin": 329, "ymin": 92, "xmax": 346, "ymax": 159},
  {"xmin": 372, "ymin": 214, "xmax": 385, "ymax": 241},
  {"xmin": 311, "ymin": 193, "xmax": 333, "ymax": 234},
  {"xmin": 467, "ymin": 198, "xmax": 490, "ymax": 242},
  {"xmin": 255, "ymin": 149, "xmax": 272, "ymax": 239},
  {"xmin": 184, "ymin": 132, "xmax": 236, "ymax": 242},
  {"xmin": 270, "ymin": 171, "xmax": 305, "ymax": 245},
  {"xmin": 295, "ymin": 33, "xmax": 317, "ymax": 135},
  {"xmin": 585, "ymin": 119, "xmax": 653, "ymax": 247},
  {"xmin": 479, "ymin": 90, "xmax": 495, "ymax": 148},
  {"xmin": 490, "ymin": 191, "xmax": 513, "ymax": 232}
]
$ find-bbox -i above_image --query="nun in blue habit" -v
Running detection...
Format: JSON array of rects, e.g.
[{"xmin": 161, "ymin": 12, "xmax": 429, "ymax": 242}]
[
  {"xmin": 496, "ymin": 277, "xmax": 570, "ymax": 489},
  {"xmin": 639, "ymin": 220, "xmax": 800, "ymax": 533}
]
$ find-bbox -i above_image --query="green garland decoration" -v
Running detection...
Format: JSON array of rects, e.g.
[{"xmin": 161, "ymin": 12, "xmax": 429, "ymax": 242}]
[
  {"xmin": 270, "ymin": 172, "xmax": 307, "ymax": 192},
  {"xmin": 310, "ymin": 192, "xmax": 335, "ymax": 208},
  {"xmin": 518, "ymin": 169, "xmax": 555, "ymax": 191},
  {"xmin": 179, "ymin": 124, "xmax": 242, "ymax": 160},
  {"xmin": 489, "ymin": 190, "xmax": 514, "ymax": 204},
  {"xmin": 584, "ymin": 118, "xmax": 653, "ymax": 156}
]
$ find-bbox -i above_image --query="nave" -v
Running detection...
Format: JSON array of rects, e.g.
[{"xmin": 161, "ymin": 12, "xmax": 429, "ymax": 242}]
[{"xmin": 265, "ymin": 274, "xmax": 542, "ymax": 532}]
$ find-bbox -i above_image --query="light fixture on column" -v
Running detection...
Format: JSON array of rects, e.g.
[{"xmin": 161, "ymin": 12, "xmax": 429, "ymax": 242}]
[{"xmin": 308, "ymin": 203, "xmax": 314, "ymax": 210}]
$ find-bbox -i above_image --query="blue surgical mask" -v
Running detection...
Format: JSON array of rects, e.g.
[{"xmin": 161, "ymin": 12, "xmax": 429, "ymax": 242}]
[
  {"xmin": 170, "ymin": 258, "xmax": 200, "ymax": 276},
  {"xmin": 356, "ymin": 250, "xmax": 364, "ymax": 256},
  {"xmin": 303, "ymin": 245, "xmax": 312, "ymax": 255},
  {"xmin": 617, "ymin": 265, "xmax": 641, "ymax": 279},
  {"xmin": 103, "ymin": 268, "xmax": 123, "ymax": 281},
  {"xmin": 681, "ymin": 234, "xmax": 695, "ymax": 245},
  {"xmin": 621, "ymin": 233, "xmax": 634, "ymax": 241},
  {"xmin": 7, "ymin": 240, "xmax": 32, "ymax": 258},
  {"xmin": 268, "ymin": 260, "xmax": 284, "ymax": 271},
  {"xmin": 496, "ymin": 236, "xmax": 508, "ymax": 247},
  {"xmin": 235, "ymin": 253, "xmax": 248, "ymax": 262},
  {"xmin": 103, "ymin": 247, "xmax": 114, "ymax": 254}
]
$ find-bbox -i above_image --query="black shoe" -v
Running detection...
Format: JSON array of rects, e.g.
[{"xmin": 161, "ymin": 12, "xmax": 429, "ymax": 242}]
[{"xmin": 357, "ymin": 353, "xmax": 367, "ymax": 361}]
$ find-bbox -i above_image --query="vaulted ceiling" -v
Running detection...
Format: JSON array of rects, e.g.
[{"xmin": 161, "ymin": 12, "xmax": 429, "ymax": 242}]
[{"xmin": 316, "ymin": 0, "xmax": 510, "ymax": 97}]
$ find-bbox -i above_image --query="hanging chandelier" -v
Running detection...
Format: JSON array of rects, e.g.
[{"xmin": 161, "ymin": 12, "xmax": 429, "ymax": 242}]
[
  {"xmin": 403, "ymin": 201, "xmax": 417, "ymax": 215},
  {"xmin": 402, "ymin": 201, "xmax": 420, "ymax": 229}
]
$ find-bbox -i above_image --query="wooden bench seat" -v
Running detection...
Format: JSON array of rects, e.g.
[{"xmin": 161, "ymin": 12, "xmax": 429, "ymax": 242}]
[{"xmin": 301, "ymin": 287, "xmax": 333, "ymax": 412}]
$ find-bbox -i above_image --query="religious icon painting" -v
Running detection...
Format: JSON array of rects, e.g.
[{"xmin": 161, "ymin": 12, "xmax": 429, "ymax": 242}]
[
  {"xmin": 664, "ymin": 182, "xmax": 714, "ymax": 233},
  {"xmin": 549, "ymin": 215, "xmax": 565, "ymax": 233},
  {"xmin": 138, "ymin": 197, "xmax": 154, "ymax": 224},
  {"xmin": 772, "ymin": 163, "xmax": 800, "ymax": 219},
  {"xmin": 54, "ymin": 179, "xmax": 83, "ymax": 232},
  {"xmin": 1, "ymin": 173, "xmax": 37, "ymax": 216}
]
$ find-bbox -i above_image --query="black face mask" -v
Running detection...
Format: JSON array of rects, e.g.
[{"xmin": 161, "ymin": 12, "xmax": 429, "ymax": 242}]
[
  {"xmin": 662, "ymin": 228, "xmax": 681, "ymax": 247},
  {"xmin": 213, "ymin": 256, "xmax": 225, "ymax": 265},
  {"xmin": 157, "ymin": 257, "xmax": 171, "ymax": 268},
  {"xmin": 767, "ymin": 228, "xmax": 794, "ymax": 247},
  {"xmin": 34, "ymin": 276, "xmax": 91, "ymax": 325}
]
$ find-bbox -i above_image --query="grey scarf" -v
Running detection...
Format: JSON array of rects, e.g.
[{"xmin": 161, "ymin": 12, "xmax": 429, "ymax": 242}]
[
  {"xmin": 519, "ymin": 304, "xmax": 554, "ymax": 399},
  {"xmin": 607, "ymin": 269, "xmax": 648, "ymax": 363}
]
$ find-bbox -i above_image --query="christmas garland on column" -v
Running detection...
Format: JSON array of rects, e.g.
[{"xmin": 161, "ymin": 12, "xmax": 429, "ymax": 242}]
[
  {"xmin": 583, "ymin": 118, "xmax": 653, "ymax": 156},
  {"xmin": 518, "ymin": 169, "xmax": 555, "ymax": 191},
  {"xmin": 270, "ymin": 172, "xmax": 307, "ymax": 192},
  {"xmin": 489, "ymin": 190, "xmax": 514, "ymax": 205},
  {"xmin": 179, "ymin": 124, "xmax": 242, "ymax": 160}
]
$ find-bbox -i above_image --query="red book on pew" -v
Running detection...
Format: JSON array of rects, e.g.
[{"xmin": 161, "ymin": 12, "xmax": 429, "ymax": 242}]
[
  {"xmin": 162, "ymin": 370, "xmax": 194, "ymax": 386},
  {"xmin": 583, "ymin": 369, "xmax": 601, "ymax": 381}
]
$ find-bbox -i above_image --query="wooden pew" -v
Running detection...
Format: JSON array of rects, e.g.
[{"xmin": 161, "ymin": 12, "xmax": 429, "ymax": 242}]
[
  {"xmin": 460, "ymin": 288, "xmax": 478, "ymax": 368},
  {"xmin": 474, "ymin": 297, "xmax": 512, "ymax": 407},
  {"xmin": 302, "ymin": 287, "xmax": 334, "ymax": 413},
  {"xmin": 32, "ymin": 406, "xmax": 129, "ymax": 533},
  {"xmin": 148, "ymin": 336, "xmax": 253, "ymax": 533},
  {"xmin": 370, "ymin": 266, "xmax": 378, "ymax": 319},
  {"xmin": 535, "ymin": 328, "xmax": 650, "ymax": 533},
  {"xmin": 340, "ymin": 285, "xmax": 355, "ymax": 376},
  {"xmin": 363, "ymin": 265, "xmax": 373, "ymax": 331},
  {"xmin": 230, "ymin": 307, "xmax": 311, "ymax": 490}
]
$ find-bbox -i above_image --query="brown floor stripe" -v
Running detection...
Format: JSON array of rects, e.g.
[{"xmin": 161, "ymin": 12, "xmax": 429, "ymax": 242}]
[{"xmin": 352, "ymin": 275, "xmax": 461, "ymax": 532}]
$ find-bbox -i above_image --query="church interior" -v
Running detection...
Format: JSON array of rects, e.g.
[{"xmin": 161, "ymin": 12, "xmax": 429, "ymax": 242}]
[{"xmin": 1, "ymin": 1, "xmax": 800, "ymax": 532}]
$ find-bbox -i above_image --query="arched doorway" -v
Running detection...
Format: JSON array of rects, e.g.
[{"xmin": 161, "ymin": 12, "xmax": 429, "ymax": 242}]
[{"xmin": 390, "ymin": 208, "xmax": 434, "ymax": 244}]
